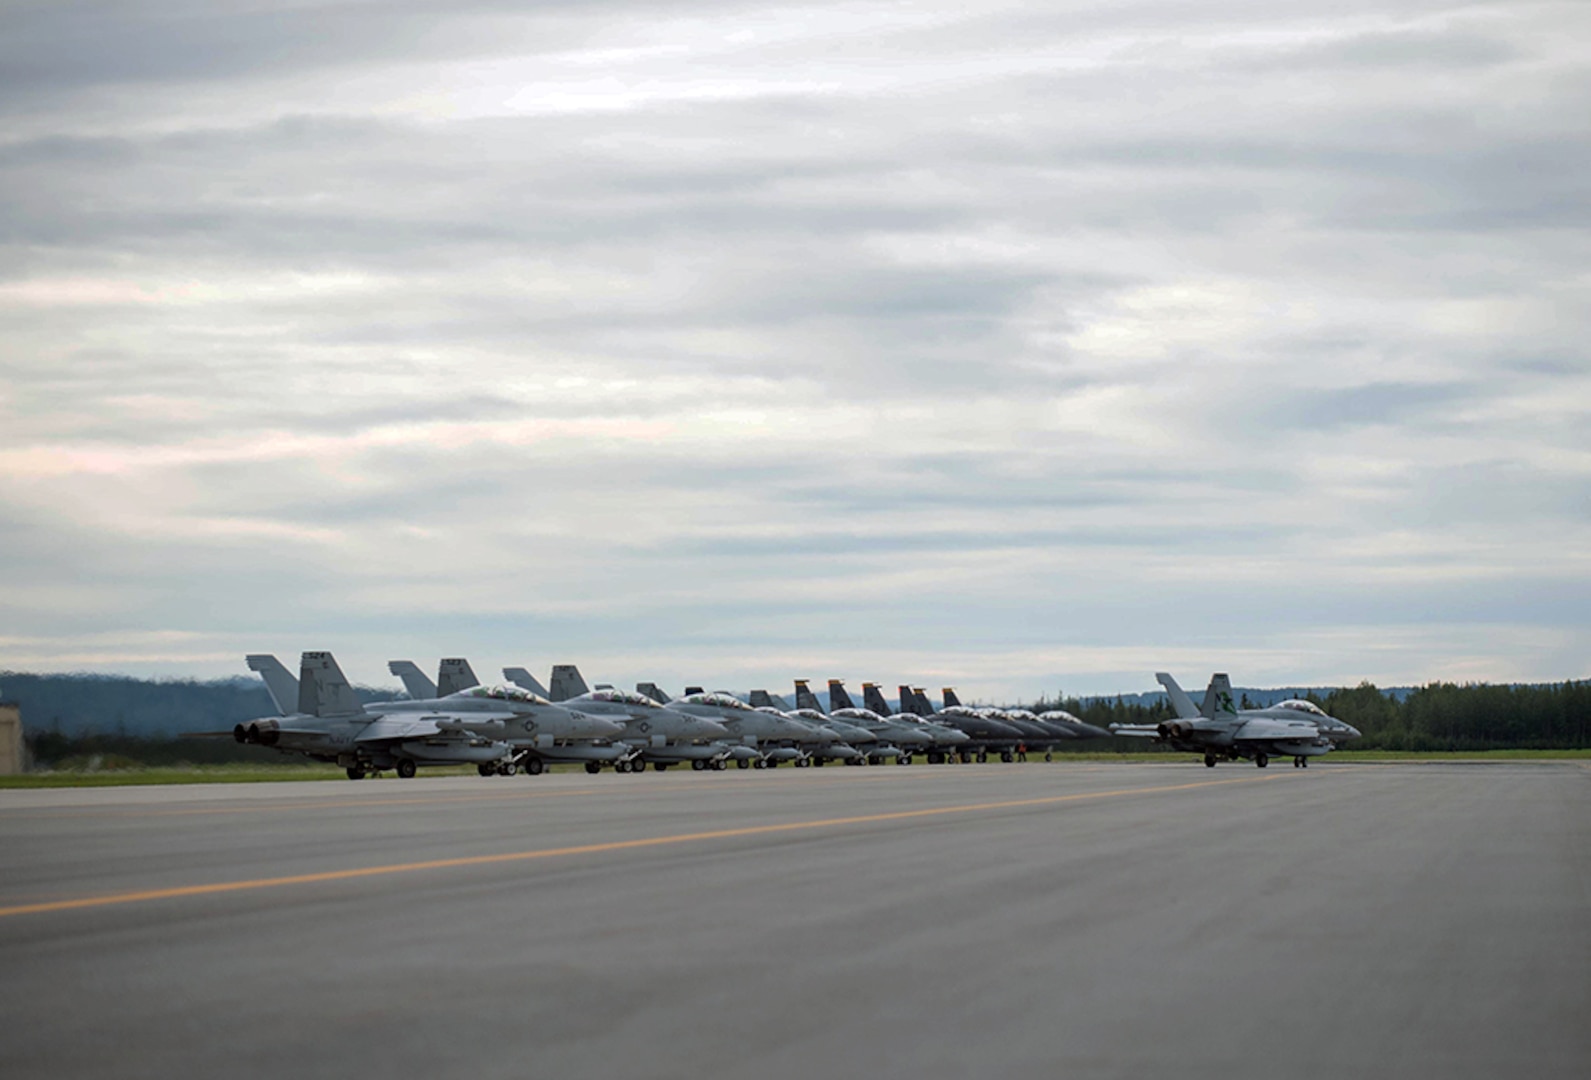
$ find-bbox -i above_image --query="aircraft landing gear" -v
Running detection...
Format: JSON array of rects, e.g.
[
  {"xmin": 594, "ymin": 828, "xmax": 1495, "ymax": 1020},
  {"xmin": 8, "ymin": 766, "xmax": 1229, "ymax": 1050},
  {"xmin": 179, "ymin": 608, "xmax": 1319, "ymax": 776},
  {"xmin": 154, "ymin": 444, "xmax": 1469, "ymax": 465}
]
[
  {"xmin": 616, "ymin": 760, "xmax": 631, "ymax": 773},
  {"xmin": 397, "ymin": 760, "xmax": 417, "ymax": 779},
  {"xmin": 1000, "ymin": 751, "xmax": 1014, "ymax": 763},
  {"xmin": 1204, "ymin": 754, "xmax": 1217, "ymax": 768},
  {"xmin": 692, "ymin": 759, "xmax": 706, "ymax": 770},
  {"xmin": 346, "ymin": 766, "xmax": 366, "ymax": 780},
  {"xmin": 1255, "ymin": 753, "xmax": 1269, "ymax": 768},
  {"xmin": 478, "ymin": 763, "xmax": 496, "ymax": 777},
  {"xmin": 739, "ymin": 757, "xmax": 752, "ymax": 769},
  {"xmin": 1293, "ymin": 757, "xmax": 1309, "ymax": 768},
  {"xmin": 711, "ymin": 758, "xmax": 727, "ymax": 771},
  {"xmin": 584, "ymin": 761, "xmax": 602, "ymax": 775},
  {"xmin": 1045, "ymin": 752, "xmax": 1053, "ymax": 762},
  {"xmin": 653, "ymin": 762, "xmax": 669, "ymax": 772},
  {"xmin": 522, "ymin": 757, "xmax": 544, "ymax": 776}
]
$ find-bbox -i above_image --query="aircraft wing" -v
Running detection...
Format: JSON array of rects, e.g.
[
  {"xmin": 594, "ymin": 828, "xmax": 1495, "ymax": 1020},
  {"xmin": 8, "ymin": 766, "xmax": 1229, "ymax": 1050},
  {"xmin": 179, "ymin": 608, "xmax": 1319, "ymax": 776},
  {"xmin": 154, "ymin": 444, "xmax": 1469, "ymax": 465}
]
[
  {"xmin": 354, "ymin": 717, "xmax": 449, "ymax": 744},
  {"xmin": 1233, "ymin": 718, "xmax": 1319, "ymax": 742}
]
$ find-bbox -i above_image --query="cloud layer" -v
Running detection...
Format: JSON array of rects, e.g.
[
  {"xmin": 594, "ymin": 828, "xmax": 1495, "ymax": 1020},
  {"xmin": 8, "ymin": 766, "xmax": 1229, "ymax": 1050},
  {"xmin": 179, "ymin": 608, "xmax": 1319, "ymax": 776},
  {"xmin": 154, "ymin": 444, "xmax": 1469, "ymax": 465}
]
[{"xmin": 2, "ymin": 1, "xmax": 1588, "ymax": 698}]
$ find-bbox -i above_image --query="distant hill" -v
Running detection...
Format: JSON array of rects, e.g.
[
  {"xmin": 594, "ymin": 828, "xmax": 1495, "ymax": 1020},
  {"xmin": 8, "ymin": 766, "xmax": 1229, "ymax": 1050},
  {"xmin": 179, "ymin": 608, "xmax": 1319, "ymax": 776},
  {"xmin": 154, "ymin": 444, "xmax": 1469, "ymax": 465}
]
[{"xmin": 0, "ymin": 672, "xmax": 401, "ymax": 737}]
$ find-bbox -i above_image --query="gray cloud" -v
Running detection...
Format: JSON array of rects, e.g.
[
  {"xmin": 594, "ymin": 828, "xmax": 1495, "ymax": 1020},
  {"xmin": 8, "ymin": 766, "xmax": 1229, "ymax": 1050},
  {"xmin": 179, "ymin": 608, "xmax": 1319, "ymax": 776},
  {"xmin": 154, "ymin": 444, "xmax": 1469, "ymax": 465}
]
[{"xmin": 1, "ymin": 0, "xmax": 1587, "ymax": 693}]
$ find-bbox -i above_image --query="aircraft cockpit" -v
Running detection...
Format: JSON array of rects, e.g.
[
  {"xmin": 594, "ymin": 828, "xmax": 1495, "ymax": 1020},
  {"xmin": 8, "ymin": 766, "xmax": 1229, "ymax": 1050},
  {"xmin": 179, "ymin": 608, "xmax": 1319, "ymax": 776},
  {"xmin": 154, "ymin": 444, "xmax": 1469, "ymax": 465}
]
[
  {"xmin": 1276, "ymin": 700, "xmax": 1328, "ymax": 717},
  {"xmin": 680, "ymin": 692, "xmax": 751, "ymax": 710},
  {"xmin": 462, "ymin": 684, "xmax": 552, "ymax": 706},
  {"xmin": 588, "ymin": 688, "xmax": 661, "ymax": 708}
]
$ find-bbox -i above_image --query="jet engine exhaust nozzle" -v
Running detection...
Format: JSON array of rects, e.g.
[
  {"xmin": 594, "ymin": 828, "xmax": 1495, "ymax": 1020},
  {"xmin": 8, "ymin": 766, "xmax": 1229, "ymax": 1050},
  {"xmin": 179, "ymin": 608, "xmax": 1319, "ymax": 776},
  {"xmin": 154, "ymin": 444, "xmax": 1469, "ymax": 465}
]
[{"xmin": 237, "ymin": 720, "xmax": 281, "ymax": 746}]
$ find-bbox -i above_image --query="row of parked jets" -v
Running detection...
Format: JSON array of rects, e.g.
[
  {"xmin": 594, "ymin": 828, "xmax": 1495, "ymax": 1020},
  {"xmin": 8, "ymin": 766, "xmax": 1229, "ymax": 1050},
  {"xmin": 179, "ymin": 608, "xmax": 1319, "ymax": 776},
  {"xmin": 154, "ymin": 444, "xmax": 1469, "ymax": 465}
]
[{"xmin": 232, "ymin": 652, "xmax": 1359, "ymax": 779}]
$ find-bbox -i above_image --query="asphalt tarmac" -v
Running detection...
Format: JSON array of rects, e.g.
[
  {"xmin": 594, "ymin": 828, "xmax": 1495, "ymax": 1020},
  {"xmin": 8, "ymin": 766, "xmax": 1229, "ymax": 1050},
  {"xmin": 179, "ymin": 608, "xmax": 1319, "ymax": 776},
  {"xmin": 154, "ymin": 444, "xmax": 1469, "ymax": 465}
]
[{"xmin": 1, "ymin": 761, "xmax": 1586, "ymax": 1078}]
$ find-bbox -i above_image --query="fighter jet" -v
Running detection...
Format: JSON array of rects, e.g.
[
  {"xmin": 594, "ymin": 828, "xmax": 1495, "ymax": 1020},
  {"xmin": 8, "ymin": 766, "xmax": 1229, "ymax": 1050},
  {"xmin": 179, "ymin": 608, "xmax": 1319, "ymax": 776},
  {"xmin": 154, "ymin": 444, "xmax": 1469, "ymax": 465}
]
[
  {"xmin": 235, "ymin": 652, "xmax": 514, "ymax": 779},
  {"xmin": 642, "ymin": 685, "xmax": 832, "ymax": 768},
  {"xmin": 748, "ymin": 690, "xmax": 869, "ymax": 765},
  {"xmin": 378, "ymin": 659, "xmax": 627, "ymax": 776},
  {"xmin": 533, "ymin": 664, "xmax": 732, "ymax": 772},
  {"xmin": 859, "ymin": 682, "xmax": 969, "ymax": 763},
  {"xmin": 1110, "ymin": 673, "xmax": 1354, "ymax": 768},
  {"xmin": 822, "ymin": 680, "xmax": 935, "ymax": 763},
  {"xmin": 901, "ymin": 687, "xmax": 1024, "ymax": 763}
]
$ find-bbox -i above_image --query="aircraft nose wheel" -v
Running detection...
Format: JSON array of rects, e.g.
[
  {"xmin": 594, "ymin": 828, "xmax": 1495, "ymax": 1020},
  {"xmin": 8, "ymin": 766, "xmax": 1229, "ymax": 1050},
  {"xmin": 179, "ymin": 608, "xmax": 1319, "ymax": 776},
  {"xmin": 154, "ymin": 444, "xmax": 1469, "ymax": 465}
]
[{"xmin": 1204, "ymin": 754, "xmax": 1217, "ymax": 768}]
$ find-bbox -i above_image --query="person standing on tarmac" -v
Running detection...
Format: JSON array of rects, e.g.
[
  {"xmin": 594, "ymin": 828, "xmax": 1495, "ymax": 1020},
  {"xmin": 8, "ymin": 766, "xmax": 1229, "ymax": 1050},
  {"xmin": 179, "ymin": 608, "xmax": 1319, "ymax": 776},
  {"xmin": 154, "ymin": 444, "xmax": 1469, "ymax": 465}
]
[{"xmin": 1016, "ymin": 742, "xmax": 1027, "ymax": 762}]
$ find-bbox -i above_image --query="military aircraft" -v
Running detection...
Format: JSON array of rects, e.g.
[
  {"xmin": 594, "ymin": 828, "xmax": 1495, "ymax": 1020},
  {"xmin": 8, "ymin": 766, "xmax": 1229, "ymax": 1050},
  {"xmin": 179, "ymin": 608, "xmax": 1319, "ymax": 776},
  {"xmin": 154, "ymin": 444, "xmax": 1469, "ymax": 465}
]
[
  {"xmin": 235, "ymin": 652, "xmax": 514, "ymax": 779},
  {"xmin": 748, "ymin": 690, "xmax": 870, "ymax": 764},
  {"xmin": 532, "ymin": 664, "xmax": 732, "ymax": 772},
  {"xmin": 821, "ymin": 680, "xmax": 935, "ymax": 763},
  {"xmin": 638, "ymin": 685, "xmax": 831, "ymax": 768},
  {"xmin": 859, "ymin": 682, "xmax": 970, "ymax": 763},
  {"xmin": 1110, "ymin": 673, "xmax": 1355, "ymax": 768},
  {"xmin": 382, "ymin": 659, "xmax": 628, "ymax": 776},
  {"xmin": 900, "ymin": 687, "xmax": 1024, "ymax": 763}
]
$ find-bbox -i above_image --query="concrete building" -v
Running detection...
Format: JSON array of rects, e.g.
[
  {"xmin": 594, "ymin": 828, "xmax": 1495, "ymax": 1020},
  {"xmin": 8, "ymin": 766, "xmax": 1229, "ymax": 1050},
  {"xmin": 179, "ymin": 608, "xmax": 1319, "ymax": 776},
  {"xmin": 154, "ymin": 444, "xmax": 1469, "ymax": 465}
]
[{"xmin": 0, "ymin": 703, "xmax": 23, "ymax": 775}]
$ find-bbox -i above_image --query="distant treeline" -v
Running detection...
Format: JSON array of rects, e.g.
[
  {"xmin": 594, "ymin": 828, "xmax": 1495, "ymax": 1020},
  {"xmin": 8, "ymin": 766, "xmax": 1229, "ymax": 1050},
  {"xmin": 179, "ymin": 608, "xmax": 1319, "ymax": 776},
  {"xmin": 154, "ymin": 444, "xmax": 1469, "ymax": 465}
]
[
  {"xmin": 1032, "ymin": 680, "xmax": 1591, "ymax": 752},
  {"xmin": 0, "ymin": 672, "xmax": 399, "ymax": 738}
]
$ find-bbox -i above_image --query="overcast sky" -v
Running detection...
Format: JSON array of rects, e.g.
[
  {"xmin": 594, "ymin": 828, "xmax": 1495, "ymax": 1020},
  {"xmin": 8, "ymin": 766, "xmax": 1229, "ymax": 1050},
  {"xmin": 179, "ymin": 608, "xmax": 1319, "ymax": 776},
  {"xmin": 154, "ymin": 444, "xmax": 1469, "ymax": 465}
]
[{"xmin": 1, "ymin": 0, "xmax": 1587, "ymax": 700}]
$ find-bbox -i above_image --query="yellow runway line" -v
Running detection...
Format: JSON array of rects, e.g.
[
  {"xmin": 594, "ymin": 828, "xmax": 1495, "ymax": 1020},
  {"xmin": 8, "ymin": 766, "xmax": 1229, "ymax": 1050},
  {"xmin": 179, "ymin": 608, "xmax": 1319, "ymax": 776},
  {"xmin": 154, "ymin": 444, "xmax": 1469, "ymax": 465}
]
[{"xmin": 0, "ymin": 774, "xmax": 1277, "ymax": 920}]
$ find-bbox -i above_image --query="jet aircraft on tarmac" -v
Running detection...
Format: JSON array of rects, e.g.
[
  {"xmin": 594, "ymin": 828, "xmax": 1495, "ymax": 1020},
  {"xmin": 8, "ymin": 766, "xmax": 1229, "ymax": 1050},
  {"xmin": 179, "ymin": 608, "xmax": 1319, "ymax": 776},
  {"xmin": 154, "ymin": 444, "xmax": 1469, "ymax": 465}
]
[
  {"xmin": 531, "ymin": 664, "xmax": 732, "ymax": 772},
  {"xmin": 236, "ymin": 652, "xmax": 514, "ymax": 779},
  {"xmin": 1110, "ymin": 673, "xmax": 1358, "ymax": 768}
]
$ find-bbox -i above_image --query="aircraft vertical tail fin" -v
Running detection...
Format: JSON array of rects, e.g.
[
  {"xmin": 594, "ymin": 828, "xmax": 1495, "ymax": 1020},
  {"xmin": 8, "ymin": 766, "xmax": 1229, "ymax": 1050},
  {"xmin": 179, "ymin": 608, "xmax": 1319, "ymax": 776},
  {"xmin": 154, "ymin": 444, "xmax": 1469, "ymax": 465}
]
[
  {"xmin": 297, "ymin": 652, "xmax": 362, "ymax": 718},
  {"xmin": 793, "ymin": 679, "xmax": 825, "ymax": 713},
  {"xmin": 750, "ymin": 690, "xmax": 789, "ymax": 710},
  {"xmin": 1202, "ymin": 674, "xmax": 1238, "ymax": 718},
  {"xmin": 436, "ymin": 658, "xmax": 480, "ymax": 697},
  {"xmin": 502, "ymin": 667, "xmax": 551, "ymax": 697},
  {"xmin": 246, "ymin": 654, "xmax": 300, "ymax": 717},
  {"xmin": 862, "ymin": 682, "xmax": 893, "ymax": 715},
  {"xmin": 549, "ymin": 665, "xmax": 590, "ymax": 703},
  {"xmin": 828, "ymin": 679, "xmax": 857, "ymax": 712},
  {"xmin": 636, "ymin": 682, "xmax": 672, "ymax": 704},
  {"xmin": 388, "ymin": 660, "xmax": 438, "ymax": 701},
  {"xmin": 911, "ymin": 687, "xmax": 935, "ymax": 715},
  {"xmin": 942, "ymin": 687, "xmax": 964, "ymax": 709},
  {"xmin": 1155, "ymin": 672, "xmax": 1201, "ymax": 721}
]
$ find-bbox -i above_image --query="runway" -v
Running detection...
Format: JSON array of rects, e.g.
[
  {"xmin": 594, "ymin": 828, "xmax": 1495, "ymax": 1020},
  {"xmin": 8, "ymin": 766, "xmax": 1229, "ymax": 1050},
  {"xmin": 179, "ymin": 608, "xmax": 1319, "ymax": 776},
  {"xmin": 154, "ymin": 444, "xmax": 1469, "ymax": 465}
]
[{"xmin": 1, "ymin": 762, "xmax": 1586, "ymax": 1078}]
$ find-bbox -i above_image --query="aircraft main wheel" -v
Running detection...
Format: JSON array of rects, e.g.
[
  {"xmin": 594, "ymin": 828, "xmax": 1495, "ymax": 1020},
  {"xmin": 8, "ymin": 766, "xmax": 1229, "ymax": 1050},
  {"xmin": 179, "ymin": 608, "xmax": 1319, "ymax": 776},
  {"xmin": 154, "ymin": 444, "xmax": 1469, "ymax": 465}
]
[
  {"xmin": 976, "ymin": 752, "xmax": 987, "ymax": 764},
  {"xmin": 1044, "ymin": 752, "xmax": 1053, "ymax": 762},
  {"xmin": 1255, "ymin": 753, "xmax": 1269, "ymax": 768},
  {"xmin": 584, "ymin": 761, "xmax": 602, "ymax": 774},
  {"xmin": 795, "ymin": 757, "xmax": 809, "ymax": 767},
  {"xmin": 767, "ymin": 759, "xmax": 779, "ymax": 768},
  {"xmin": 616, "ymin": 760, "xmax": 631, "ymax": 773},
  {"xmin": 523, "ymin": 757, "xmax": 544, "ymax": 776},
  {"xmin": 1303, "ymin": 758, "xmax": 1309, "ymax": 768},
  {"xmin": 396, "ymin": 760, "xmax": 417, "ymax": 779},
  {"xmin": 897, "ymin": 755, "xmax": 909, "ymax": 765},
  {"xmin": 478, "ymin": 763, "xmax": 495, "ymax": 777},
  {"xmin": 711, "ymin": 758, "xmax": 727, "ymax": 771},
  {"xmin": 1204, "ymin": 755, "xmax": 1217, "ymax": 768},
  {"xmin": 652, "ymin": 762, "xmax": 667, "ymax": 772},
  {"xmin": 346, "ymin": 766, "xmax": 366, "ymax": 780},
  {"xmin": 739, "ymin": 758, "xmax": 751, "ymax": 769},
  {"xmin": 813, "ymin": 757, "xmax": 825, "ymax": 767},
  {"xmin": 692, "ymin": 759, "xmax": 706, "ymax": 770},
  {"xmin": 631, "ymin": 761, "xmax": 647, "ymax": 776}
]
